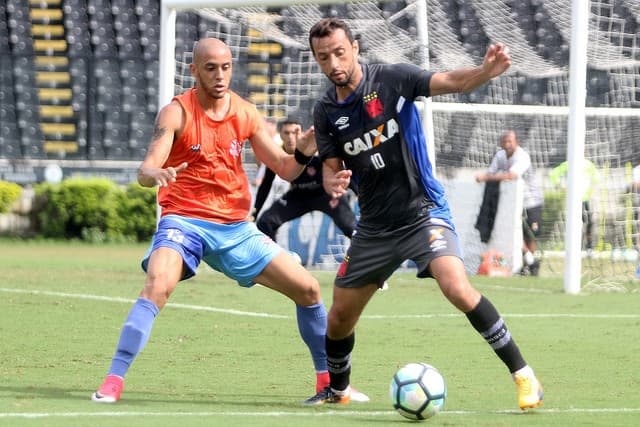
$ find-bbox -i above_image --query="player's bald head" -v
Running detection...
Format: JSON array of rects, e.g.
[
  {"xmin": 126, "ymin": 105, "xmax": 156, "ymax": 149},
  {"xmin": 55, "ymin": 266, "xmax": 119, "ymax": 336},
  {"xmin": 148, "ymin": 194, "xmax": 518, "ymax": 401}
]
[{"xmin": 192, "ymin": 38, "xmax": 231, "ymax": 65}]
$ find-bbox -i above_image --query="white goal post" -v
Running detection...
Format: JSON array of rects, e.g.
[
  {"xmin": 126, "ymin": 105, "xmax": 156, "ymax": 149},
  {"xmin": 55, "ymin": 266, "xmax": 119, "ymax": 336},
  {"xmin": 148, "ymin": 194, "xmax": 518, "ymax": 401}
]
[{"xmin": 158, "ymin": 0, "xmax": 640, "ymax": 290}]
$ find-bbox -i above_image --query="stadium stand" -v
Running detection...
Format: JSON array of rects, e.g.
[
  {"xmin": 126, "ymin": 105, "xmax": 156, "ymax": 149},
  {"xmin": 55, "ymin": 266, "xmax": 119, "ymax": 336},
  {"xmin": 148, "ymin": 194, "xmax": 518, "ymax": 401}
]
[
  {"xmin": 0, "ymin": 0, "xmax": 637, "ymax": 167},
  {"xmin": 0, "ymin": 0, "xmax": 132, "ymax": 163}
]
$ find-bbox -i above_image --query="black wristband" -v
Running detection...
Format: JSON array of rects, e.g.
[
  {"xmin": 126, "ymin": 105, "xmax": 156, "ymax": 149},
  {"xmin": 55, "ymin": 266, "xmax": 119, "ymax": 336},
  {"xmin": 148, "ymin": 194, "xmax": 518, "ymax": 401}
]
[{"xmin": 294, "ymin": 148, "xmax": 312, "ymax": 165}]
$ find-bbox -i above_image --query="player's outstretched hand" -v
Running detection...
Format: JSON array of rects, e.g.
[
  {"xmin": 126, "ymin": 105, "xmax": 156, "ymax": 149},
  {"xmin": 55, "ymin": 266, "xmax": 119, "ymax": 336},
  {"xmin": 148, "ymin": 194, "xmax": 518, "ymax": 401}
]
[
  {"xmin": 296, "ymin": 126, "xmax": 316, "ymax": 157},
  {"xmin": 146, "ymin": 162, "xmax": 188, "ymax": 187},
  {"xmin": 483, "ymin": 43, "xmax": 511, "ymax": 78},
  {"xmin": 324, "ymin": 168, "xmax": 352, "ymax": 199}
]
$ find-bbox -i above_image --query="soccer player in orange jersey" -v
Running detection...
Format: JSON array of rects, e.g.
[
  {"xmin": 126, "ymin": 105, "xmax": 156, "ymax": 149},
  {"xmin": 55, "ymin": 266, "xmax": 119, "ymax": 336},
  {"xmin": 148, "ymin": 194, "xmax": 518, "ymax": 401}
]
[{"xmin": 91, "ymin": 38, "xmax": 341, "ymax": 403}]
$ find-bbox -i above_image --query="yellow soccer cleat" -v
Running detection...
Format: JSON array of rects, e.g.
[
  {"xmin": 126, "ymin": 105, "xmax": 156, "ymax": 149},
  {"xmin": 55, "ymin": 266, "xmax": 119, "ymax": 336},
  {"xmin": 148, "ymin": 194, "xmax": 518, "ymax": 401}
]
[{"xmin": 514, "ymin": 372, "xmax": 544, "ymax": 410}]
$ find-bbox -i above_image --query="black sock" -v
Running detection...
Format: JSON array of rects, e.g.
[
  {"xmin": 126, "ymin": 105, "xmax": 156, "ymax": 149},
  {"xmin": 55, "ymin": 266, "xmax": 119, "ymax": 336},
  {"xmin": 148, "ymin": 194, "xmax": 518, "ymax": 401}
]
[
  {"xmin": 465, "ymin": 296, "xmax": 526, "ymax": 373},
  {"xmin": 326, "ymin": 333, "xmax": 354, "ymax": 392}
]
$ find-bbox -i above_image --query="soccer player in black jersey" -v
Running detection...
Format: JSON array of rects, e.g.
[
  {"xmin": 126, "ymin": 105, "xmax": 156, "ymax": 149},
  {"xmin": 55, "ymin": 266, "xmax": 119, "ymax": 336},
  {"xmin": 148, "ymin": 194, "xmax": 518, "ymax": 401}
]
[
  {"xmin": 253, "ymin": 117, "xmax": 356, "ymax": 242},
  {"xmin": 303, "ymin": 18, "xmax": 543, "ymax": 411}
]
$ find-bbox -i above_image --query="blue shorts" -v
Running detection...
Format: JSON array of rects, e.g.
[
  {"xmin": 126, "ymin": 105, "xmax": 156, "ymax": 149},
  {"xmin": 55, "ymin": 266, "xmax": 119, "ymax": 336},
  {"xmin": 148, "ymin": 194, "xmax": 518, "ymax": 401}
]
[{"xmin": 141, "ymin": 215, "xmax": 282, "ymax": 287}]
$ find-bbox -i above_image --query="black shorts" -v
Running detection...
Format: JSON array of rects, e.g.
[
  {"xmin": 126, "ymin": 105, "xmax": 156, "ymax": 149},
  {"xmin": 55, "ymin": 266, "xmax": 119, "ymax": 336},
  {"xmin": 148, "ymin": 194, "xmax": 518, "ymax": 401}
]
[
  {"xmin": 523, "ymin": 205, "xmax": 542, "ymax": 240},
  {"xmin": 334, "ymin": 219, "xmax": 463, "ymax": 289}
]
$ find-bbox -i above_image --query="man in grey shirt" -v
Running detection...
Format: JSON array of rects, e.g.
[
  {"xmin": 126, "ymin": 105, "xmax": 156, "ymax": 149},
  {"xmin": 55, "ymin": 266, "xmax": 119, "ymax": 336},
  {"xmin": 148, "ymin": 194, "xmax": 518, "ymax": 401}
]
[{"xmin": 476, "ymin": 130, "xmax": 544, "ymax": 276}]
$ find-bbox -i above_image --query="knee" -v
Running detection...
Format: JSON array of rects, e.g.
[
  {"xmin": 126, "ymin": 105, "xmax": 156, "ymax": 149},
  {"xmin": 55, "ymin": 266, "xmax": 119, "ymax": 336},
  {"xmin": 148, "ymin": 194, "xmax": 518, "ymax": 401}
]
[
  {"xmin": 439, "ymin": 277, "xmax": 480, "ymax": 312},
  {"xmin": 141, "ymin": 274, "xmax": 175, "ymax": 308},
  {"xmin": 327, "ymin": 306, "xmax": 356, "ymax": 338},
  {"xmin": 296, "ymin": 276, "xmax": 322, "ymax": 306},
  {"xmin": 327, "ymin": 309, "xmax": 346, "ymax": 328}
]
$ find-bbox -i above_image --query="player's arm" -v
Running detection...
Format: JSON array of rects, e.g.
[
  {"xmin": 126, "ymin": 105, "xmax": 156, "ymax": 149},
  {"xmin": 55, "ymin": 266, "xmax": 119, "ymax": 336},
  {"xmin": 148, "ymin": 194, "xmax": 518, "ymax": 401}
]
[
  {"xmin": 476, "ymin": 170, "xmax": 517, "ymax": 182},
  {"xmin": 138, "ymin": 101, "xmax": 187, "ymax": 187},
  {"xmin": 476, "ymin": 153, "xmax": 517, "ymax": 182},
  {"xmin": 250, "ymin": 121, "xmax": 316, "ymax": 182},
  {"xmin": 323, "ymin": 157, "xmax": 352, "ymax": 199},
  {"xmin": 252, "ymin": 168, "xmax": 276, "ymax": 218},
  {"xmin": 429, "ymin": 43, "xmax": 511, "ymax": 96}
]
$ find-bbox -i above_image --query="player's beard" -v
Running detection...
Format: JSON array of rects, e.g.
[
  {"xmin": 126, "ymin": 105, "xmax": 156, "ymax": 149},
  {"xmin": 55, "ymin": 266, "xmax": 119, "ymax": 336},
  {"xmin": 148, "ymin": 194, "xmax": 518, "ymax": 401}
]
[{"xmin": 330, "ymin": 68, "xmax": 353, "ymax": 87}]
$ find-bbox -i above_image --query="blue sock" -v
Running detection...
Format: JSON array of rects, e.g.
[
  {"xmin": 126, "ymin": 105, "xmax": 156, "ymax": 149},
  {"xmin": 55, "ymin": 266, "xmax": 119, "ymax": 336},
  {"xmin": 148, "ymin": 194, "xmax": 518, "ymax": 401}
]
[
  {"xmin": 296, "ymin": 302, "xmax": 328, "ymax": 372},
  {"xmin": 108, "ymin": 297, "xmax": 159, "ymax": 377}
]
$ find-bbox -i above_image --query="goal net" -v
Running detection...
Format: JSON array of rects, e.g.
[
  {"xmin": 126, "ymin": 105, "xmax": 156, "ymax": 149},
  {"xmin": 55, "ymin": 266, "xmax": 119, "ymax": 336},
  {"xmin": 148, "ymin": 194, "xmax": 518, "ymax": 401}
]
[{"xmin": 165, "ymin": 0, "xmax": 640, "ymax": 284}]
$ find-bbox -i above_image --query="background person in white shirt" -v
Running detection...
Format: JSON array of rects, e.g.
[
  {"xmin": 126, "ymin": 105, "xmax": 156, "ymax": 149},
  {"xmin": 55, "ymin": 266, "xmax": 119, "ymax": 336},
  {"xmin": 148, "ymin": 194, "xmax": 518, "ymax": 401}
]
[{"xmin": 476, "ymin": 130, "xmax": 544, "ymax": 276}]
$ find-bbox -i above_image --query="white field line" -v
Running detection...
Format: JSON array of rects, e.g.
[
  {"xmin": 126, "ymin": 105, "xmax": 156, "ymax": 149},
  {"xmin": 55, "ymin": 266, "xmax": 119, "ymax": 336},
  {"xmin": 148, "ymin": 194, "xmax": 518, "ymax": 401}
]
[
  {"xmin": 0, "ymin": 287, "xmax": 288, "ymax": 319},
  {"xmin": 2, "ymin": 407, "xmax": 640, "ymax": 418},
  {"xmin": 1, "ymin": 287, "xmax": 639, "ymax": 320}
]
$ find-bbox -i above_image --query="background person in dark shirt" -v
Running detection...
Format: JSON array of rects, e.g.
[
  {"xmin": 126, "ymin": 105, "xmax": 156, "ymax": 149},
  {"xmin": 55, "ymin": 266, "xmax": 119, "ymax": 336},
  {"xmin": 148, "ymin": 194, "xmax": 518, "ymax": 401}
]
[{"xmin": 253, "ymin": 117, "xmax": 356, "ymax": 242}]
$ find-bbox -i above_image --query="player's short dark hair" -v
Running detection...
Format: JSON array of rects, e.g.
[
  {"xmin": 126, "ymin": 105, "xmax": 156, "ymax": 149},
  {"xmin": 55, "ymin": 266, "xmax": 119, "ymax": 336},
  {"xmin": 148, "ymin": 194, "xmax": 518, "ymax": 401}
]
[
  {"xmin": 279, "ymin": 116, "xmax": 303, "ymax": 130},
  {"xmin": 308, "ymin": 18, "xmax": 355, "ymax": 53}
]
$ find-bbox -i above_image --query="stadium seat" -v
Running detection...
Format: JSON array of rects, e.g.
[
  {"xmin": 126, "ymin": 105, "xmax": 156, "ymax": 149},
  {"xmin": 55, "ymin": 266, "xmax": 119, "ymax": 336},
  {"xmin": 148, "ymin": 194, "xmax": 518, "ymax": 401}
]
[
  {"xmin": 112, "ymin": 2, "xmax": 135, "ymax": 18},
  {"xmin": 105, "ymin": 145, "xmax": 129, "ymax": 160},
  {"xmin": 139, "ymin": 20, "xmax": 158, "ymax": 41},
  {"xmin": 142, "ymin": 39, "xmax": 159, "ymax": 61},
  {"xmin": 19, "ymin": 121, "xmax": 43, "ymax": 158},
  {"xmin": 0, "ymin": 101, "xmax": 21, "ymax": 159},
  {"xmin": 102, "ymin": 107, "xmax": 131, "ymax": 159},
  {"xmin": 128, "ymin": 126, "xmax": 152, "ymax": 150},
  {"xmin": 589, "ymin": 69, "xmax": 612, "ymax": 107},
  {"xmin": 89, "ymin": 11, "xmax": 118, "ymax": 57},
  {"xmin": 17, "ymin": 107, "xmax": 39, "ymax": 127},
  {"xmin": 95, "ymin": 65, "xmax": 121, "ymax": 92},
  {"xmin": 114, "ymin": 9, "xmax": 142, "ymax": 59},
  {"xmin": 63, "ymin": 0, "xmax": 86, "ymax": 8},
  {"xmin": 88, "ymin": 112, "xmax": 104, "ymax": 135},
  {"xmin": 136, "ymin": 0, "xmax": 158, "ymax": 11},
  {"xmin": 69, "ymin": 58, "xmax": 88, "ymax": 83},
  {"xmin": 0, "ymin": 104, "xmax": 16, "ymax": 123},
  {"xmin": 0, "ymin": 4, "xmax": 10, "ymax": 54},
  {"xmin": 87, "ymin": 0, "xmax": 111, "ymax": 12},
  {"xmin": 13, "ymin": 58, "xmax": 37, "ymax": 86},
  {"xmin": 64, "ymin": 4, "xmax": 90, "ymax": 57},
  {"xmin": 87, "ymin": 144, "xmax": 106, "ymax": 160},
  {"xmin": 120, "ymin": 59, "xmax": 145, "ymax": 81},
  {"xmin": 105, "ymin": 109, "xmax": 129, "ymax": 128},
  {"xmin": 75, "ymin": 116, "xmax": 88, "ymax": 150},
  {"xmin": 175, "ymin": 12, "xmax": 199, "ymax": 56},
  {"xmin": 0, "ymin": 126, "xmax": 22, "ymax": 158},
  {"xmin": 97, "ymin": 88, "xmax": 123, "ymax": 113},
  {"xmin": 7, "ymin": 4, "xmax": 34, "ymax": 55},
  {"xmin": 518, "ymin": 78, "xmax": 546, "ymax": 105},
  {"xmin": 14, "ymin": 87, "xmax": 39, "ymax": 111},
  {"xmin": 123, "ymin": 92, "xmax": 147, "ymax": 113},
  {"xmin": 381, "ymin": 0, "xmax": 405, "ymax": 16},
  {"xmin": 93, "ymin": 57, "xmax": 119, "ymax": 78}
]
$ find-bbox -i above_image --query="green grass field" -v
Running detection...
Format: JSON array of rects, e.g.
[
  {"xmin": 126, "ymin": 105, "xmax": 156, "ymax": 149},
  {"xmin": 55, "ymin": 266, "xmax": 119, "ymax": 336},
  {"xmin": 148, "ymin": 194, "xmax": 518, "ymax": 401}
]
[{"xmin": 1, "ymin": 240, "xmax": 639, "ymax": 426}]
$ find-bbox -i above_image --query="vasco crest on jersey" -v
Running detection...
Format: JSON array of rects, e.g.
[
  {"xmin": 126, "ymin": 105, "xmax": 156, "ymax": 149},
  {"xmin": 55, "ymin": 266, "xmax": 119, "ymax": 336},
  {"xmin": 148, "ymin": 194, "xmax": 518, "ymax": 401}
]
[{"xmin": 363, "ymin": 91, "xmax": 384, "ymax": 118}]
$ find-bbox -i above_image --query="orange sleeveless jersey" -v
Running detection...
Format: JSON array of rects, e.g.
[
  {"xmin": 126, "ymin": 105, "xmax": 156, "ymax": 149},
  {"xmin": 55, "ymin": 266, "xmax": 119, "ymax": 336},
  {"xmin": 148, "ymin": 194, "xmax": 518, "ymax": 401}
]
[{"xmin": 157, "ymin": 88, "xmax": 260, "ymax": 223}]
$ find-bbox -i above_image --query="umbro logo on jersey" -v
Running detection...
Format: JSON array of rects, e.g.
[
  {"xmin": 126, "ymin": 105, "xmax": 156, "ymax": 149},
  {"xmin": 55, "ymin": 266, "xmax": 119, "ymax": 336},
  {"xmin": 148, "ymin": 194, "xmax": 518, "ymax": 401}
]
[
  {"xmin": 335, "ymin": 116, "xmax": 350, "ymax": 130},
  {"xmin": 190, "ymin": 144, "xmax": 201, "ymax": 151}
]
